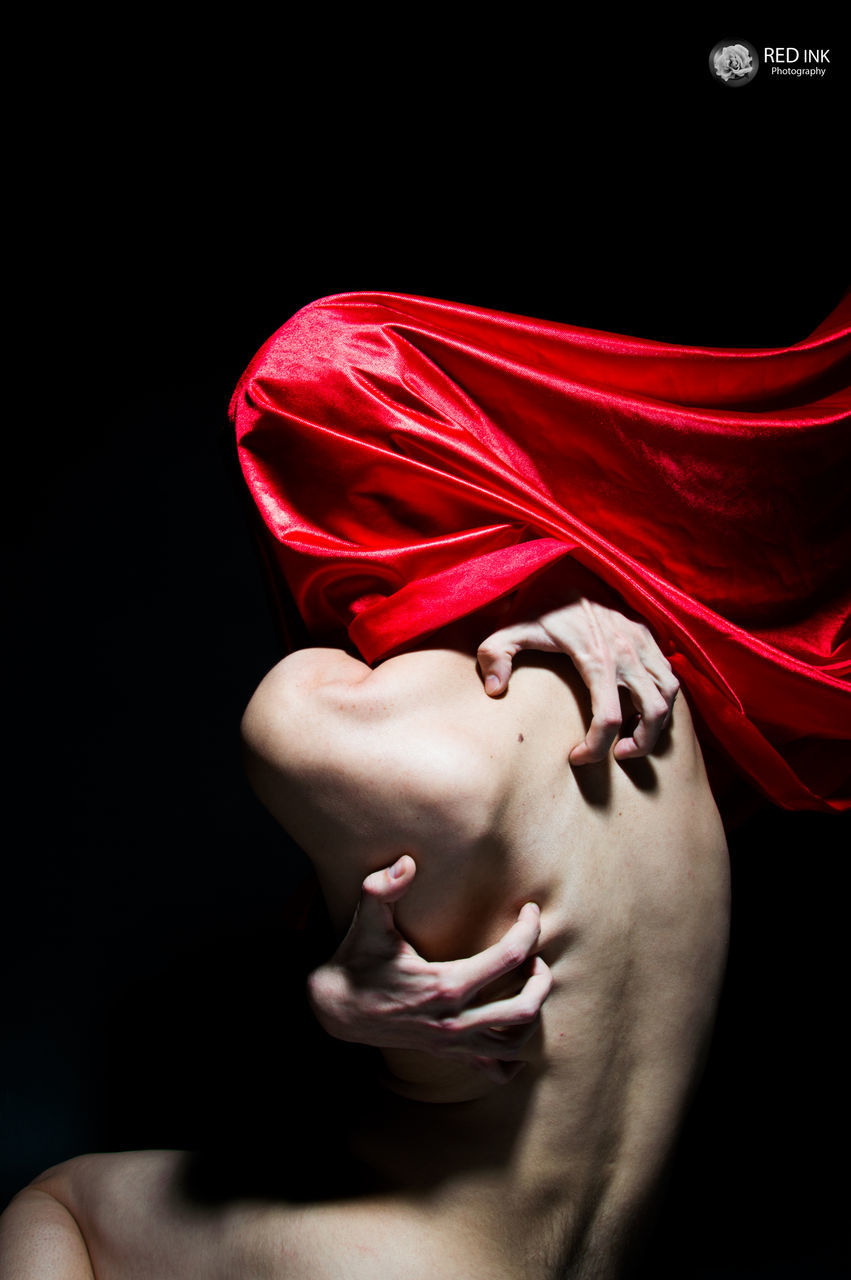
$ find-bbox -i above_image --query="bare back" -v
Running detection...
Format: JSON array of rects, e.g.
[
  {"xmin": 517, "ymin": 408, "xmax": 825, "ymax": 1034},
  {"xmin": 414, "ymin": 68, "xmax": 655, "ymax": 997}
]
[
  {"xmin": 24, "ymin": 643, "xmax": 730, "ymax": 1280},
  {"xmin": 237, "ymin": 642, "xmax": 730, "ymax": 1272}
]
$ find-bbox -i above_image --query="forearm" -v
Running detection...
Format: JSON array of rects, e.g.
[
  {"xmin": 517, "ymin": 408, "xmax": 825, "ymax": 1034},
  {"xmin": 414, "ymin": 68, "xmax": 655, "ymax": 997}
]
[{"xmin": 0, "ymin": 1188, "xmax": 95, "ymax": 1280}]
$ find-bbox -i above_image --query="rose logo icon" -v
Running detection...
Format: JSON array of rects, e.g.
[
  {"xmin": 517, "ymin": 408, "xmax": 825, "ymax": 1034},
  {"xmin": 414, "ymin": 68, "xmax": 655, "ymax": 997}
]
[{"xmin": 709, "ymin": 40, "xmax": 759, "ymax": 86}]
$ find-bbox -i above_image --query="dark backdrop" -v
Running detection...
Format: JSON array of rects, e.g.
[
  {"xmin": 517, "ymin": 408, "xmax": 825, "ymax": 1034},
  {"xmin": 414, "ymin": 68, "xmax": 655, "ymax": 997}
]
[{"xmin": 4, "ymin": 25, "xmax": 849, "ymax": 1278}]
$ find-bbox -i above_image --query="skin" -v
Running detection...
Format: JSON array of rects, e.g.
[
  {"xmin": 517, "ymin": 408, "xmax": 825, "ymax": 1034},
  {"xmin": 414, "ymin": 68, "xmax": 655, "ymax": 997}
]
[
  {"xmin": 476, "ymin": 592, "xmax": 680, "ymax": 766},
  {"xmin": 308, "ymin": 855, "xmax": 553, "ymax": 1083},
  {"xmin": 308, "ymin": 594, "xmax": 680, "ymax": 1074},
  {"xmin": 2, "ymin": 633, "xmax": 729, "ymax": 1279}
]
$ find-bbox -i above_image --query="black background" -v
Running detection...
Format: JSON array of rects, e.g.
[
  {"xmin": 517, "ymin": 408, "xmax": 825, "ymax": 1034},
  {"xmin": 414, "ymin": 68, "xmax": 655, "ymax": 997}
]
[{"xmin": 3, "ymin": 23, "xmax": 849, "ymax": 1278}]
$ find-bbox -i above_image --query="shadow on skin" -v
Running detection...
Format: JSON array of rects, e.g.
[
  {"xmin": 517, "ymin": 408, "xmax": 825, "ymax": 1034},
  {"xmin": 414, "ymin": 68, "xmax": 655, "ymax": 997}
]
[
  {"xmin": 614, "ymin": 684, "xmax": 677, "ymax": 794},
  {"xmin": 478, "ymin": 648, "xmax": 669, "ymax": 807},
  {"xmin": 99, "ymin": 881, "xmax": 536, "ymax": 1209},
  {"xmin": 572, "ymin": 758, "xmax": 612, "ymax": 807},
  {"xmin": 617, "ymin": 755, "xmax": 658, "ymax": 793},
  {"xmin": 575, "ymin": 686, "xmax": 673, "ymax": 802}
]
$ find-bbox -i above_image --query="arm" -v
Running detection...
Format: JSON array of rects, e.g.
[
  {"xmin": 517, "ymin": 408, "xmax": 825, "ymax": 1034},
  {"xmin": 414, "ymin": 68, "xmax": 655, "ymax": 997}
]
[{"xmin": 307, "ymin": 856, "xmax": 553, "ymax": 1083}]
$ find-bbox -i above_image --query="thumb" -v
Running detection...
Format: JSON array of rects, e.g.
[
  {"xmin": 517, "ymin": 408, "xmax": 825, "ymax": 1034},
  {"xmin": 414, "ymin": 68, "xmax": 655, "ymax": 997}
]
[
  {"xmin": 477, "ymin": 633, "xmax": 516, "ymax": 696},
  {"xmin": 334, "ymin": 857, "xmax": 418, "ymax": 963},
  {"xmin": 361, "ymin": 855, "xmax": 417, "ymax": 909}
]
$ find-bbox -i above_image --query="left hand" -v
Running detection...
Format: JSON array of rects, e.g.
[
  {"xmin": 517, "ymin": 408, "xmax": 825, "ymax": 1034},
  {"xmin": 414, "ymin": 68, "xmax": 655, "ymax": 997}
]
[{"xmin": 477, "ymin": 595, "xmax": 680, "ymax": 764}]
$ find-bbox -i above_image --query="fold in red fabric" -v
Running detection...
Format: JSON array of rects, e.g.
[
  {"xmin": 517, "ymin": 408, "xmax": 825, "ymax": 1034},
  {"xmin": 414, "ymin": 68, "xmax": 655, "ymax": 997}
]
[{"xmin": 230, "ymin": 291, "xmax": 851, "ymax": 814}]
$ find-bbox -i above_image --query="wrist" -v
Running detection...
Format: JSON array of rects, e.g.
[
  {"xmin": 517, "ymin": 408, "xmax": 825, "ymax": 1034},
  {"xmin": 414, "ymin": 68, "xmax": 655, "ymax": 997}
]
[{"xmin": 306, "ymin": 965, "xmax": 356, "ymax": 1042}]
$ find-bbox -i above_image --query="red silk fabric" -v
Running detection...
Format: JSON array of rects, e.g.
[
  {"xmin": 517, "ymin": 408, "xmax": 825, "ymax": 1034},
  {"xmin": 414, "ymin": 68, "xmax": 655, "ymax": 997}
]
[{"xmin": 231, "ymin": 291, "xmax": 851, "ymax": 813}]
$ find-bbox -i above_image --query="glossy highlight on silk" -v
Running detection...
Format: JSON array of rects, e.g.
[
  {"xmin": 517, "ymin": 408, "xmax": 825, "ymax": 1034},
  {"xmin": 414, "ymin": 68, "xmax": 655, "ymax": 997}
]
[{"xmin": 231, "ymin": 291, "xmax": 851, "ymax": 814}]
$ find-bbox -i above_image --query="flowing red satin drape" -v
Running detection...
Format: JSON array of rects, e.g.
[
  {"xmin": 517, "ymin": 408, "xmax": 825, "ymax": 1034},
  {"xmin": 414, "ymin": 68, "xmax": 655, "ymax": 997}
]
[{"xmin": 231, "ymin": 291, "xmax": 851, "ymax": 814}]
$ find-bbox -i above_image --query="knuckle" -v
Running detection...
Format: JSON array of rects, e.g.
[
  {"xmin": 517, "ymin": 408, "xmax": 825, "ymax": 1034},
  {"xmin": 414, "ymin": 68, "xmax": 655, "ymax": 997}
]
[
  {"xmin": 500, "ymin": 943, "xmax": 528, "ymax": 970},
  {"xmin": 645, "ymin": 692, "xmax": 670, "ymax": 724},
  {"xmin": 509, "ymin": 1000, "xmax": 539, "ymax": 1025},
  {"xmin": 431, "ymin": 976, "xmax": 460, "ymax": 1006},
  {"xmin": 612, "ymin": 634, "xmax": 636, "ymax": 662},
  {"xmin": 476, "ymin": 638, "xmax": 501, "ymax": 662},
  {"xmin": 580, "ymin": 644, "xmax": 607, "ymax": 671},
  {"xmin": 594, "ymin": 710, "xmax": 622, "ymax": 734}
]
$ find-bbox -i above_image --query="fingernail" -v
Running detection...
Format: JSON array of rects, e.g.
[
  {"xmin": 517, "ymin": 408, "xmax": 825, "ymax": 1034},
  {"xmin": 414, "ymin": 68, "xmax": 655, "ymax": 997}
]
[
  {"xmin": 389, "ymin": 857, "xmax": 407, "ymax": 879},
  {"xmin": 485, "ymin": 674, "xmax": 500, "ymax": 693}
]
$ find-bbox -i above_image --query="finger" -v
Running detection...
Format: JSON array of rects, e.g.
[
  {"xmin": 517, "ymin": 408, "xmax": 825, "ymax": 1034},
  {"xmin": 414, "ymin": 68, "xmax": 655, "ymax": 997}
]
[
  {"xmin": 641, "ymin": 650, "xmax": 680, "ymax": 694},
  {"xmin": 568, "ymin": 671, "xmax": 622, "ymax": 765},
  {"xmin": 432, "ymin": 1018, "xmax": 540, "ymax": 1060},
  {"xmin": 612, "ymin": 676, "xmax": 672, "ymax": 760},
  {"xmin": 351, "ymin": 857, "xmax": 417, "ymax": 941},
  {"xmin": 361, "ymin": 855, "xmax": 417, "ymax": 906},
  {"xmin": 442, "ymin": 956, "xmax": 553, "ymax": 1036},
  {"xmin": 465, "ymin": 1009, "xmax": 546, "ymax": 1057},
  {"xmin": 436, "ymin": 903, "xmax": 542, "ymax": 1002},
  {"xmin": 656, "ymin": 670, "xmax": 681, "ymax": 728},
  {"xmin": 630, "ymin": 637, "xmax": 681, "ymax": 719},
  {"xmin": 629, "ymin": 636, "xmax": 680, "ymax": 708},
  {"xmin": 476, "ymin": 632, "xmax": 520, "ymax": 696}
]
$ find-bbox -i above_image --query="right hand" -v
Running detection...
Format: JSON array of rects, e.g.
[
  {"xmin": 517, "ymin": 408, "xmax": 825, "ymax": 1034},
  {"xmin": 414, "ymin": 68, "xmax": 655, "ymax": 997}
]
[
  {"xmin": 477, "ymin": 595, "xmax": 679, "ymax": 764},
  {"xmin": 307, "ymin": 856, "xmax": 553, "ymax": 1082}
]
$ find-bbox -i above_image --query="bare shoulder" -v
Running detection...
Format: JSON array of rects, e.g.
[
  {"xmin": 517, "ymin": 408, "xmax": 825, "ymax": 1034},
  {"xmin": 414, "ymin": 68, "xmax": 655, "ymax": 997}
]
[
  {"xmin": 240, "ymin": 648, "xmax": 505, "ymax": 935},
  {"xmin": 33, "ymin": 1149, "xmax": 183, "ymax": 1211},
  {"xmin": 240, "ymin": 647, "xmax": 493, "ymax": 839},
  {"xmin": 21, "ymin": 1152, "xmax": 263, "ymax": 1280},
  {"xmin": 241, "ymin": 647, "xmax": 372, "ymax": 765},
  {"xmin": 24, "ymin": 1153, "xmax": 509, "ymax": 1280},
  {"xmin": 240, "ymin": 647, "xmax": 413, "ymax": 791},
  {"xmin": 22, "ymin": 1153, "xmax": 216, "ymax": 1280}
]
